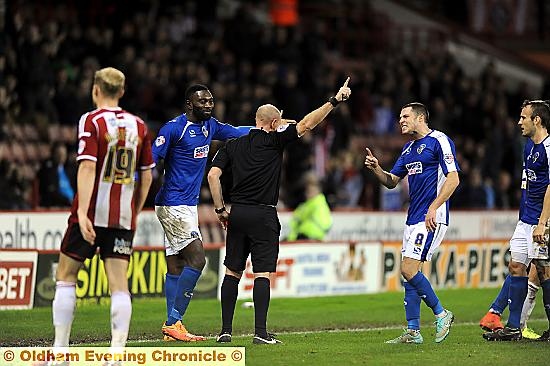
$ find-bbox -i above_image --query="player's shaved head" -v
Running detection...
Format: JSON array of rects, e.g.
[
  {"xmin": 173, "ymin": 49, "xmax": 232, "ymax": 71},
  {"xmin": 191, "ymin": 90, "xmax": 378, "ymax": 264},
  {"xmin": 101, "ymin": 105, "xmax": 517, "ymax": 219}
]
[{"xmin": 256, "ymin": 104, "xmax": 282, "ymax": 124}]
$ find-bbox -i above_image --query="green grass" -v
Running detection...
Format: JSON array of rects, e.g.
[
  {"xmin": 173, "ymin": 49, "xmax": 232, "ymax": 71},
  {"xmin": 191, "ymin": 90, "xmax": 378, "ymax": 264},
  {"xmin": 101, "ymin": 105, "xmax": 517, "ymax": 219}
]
[{"xmin": 1, "ymin": 289, "xmax": 548, "ymax": 365}]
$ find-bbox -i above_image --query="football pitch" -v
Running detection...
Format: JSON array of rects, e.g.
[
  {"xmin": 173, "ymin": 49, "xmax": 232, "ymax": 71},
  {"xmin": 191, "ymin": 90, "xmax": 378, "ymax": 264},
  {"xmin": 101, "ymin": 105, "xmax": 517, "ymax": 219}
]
[{"xmin": 1, "ymin": 288, "xmax": 548, "ymax": 365}]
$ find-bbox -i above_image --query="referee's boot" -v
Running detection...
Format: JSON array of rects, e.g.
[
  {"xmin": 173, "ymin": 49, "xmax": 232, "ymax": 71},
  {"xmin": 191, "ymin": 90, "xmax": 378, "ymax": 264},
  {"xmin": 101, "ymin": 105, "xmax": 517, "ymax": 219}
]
[{"xmin": 253, "ymin": 332, "xmax": 282, "ymax": 344}]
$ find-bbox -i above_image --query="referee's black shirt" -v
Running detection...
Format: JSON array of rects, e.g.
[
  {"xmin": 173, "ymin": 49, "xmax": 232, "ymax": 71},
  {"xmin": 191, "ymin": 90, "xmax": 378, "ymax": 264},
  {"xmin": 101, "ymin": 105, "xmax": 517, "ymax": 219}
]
[{"xmin": 211, "ymin": 123, "xmax": 299, "ymax": 206}]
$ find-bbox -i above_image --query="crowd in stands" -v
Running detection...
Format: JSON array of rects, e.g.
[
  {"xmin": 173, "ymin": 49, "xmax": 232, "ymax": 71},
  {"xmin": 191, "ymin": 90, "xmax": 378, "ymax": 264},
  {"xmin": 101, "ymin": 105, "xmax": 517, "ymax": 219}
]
[{"xmin": 1, "ymin": 0, "xmax": 549, "ymax": 212}]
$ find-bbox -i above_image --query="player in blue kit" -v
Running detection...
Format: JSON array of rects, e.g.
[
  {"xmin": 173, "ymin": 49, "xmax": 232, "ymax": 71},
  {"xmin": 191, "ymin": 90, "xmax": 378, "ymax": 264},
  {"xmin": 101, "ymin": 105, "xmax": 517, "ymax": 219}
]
[
  {"xmin": 152, "ymin": 84, "xmax": 252, "ymax": 341},
  {"xmin": 364, "ymin": 102, "xmax": 459, "ymax": 344},
  {"xmin": 483, "ymin": 100, "xmax": 550, "ymax": 341}
]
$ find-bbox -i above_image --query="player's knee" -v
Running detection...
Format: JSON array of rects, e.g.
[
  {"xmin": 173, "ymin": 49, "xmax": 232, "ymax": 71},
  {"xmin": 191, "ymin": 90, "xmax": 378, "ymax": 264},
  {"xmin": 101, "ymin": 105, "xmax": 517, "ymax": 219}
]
[
  {"xmin": 508, "ymin": 260, "xmax": 527, "ymax": 276},
  {"xmin": 188, "ymin": 256, "xmax": 206, "ymax": 271}
]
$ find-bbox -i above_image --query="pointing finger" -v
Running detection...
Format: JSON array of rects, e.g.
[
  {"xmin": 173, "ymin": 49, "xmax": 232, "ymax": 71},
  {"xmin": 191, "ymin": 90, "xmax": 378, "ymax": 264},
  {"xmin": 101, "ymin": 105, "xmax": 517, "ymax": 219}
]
[
  {"xmin": 365, "ymin": 147, "xmax": 373, "ymax": 157},
  {"xmin": 343, "ymin": 76, "xmax": 350, "ymax": 88}
]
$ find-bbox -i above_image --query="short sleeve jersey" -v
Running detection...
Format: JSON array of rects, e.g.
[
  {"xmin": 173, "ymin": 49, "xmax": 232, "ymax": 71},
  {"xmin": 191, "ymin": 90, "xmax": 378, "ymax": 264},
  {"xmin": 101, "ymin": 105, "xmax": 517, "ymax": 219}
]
[
  {"xmin": 152, "ymin": 114, "xmax": 252, "ymax": 206},
  {"xmin": 211, "ymin": 124, "xmax": 299, "ymax": 206},
  {"xmin": 390, "ymin": 130, "xmax": 460, "ymax": 225},
  {"xmin": 519, "ymin": 137, "xmax": 550, "ymax": 225},
  {"xmin": 70, "ymin": 107, "xmax": 155, "ymax": 230}
]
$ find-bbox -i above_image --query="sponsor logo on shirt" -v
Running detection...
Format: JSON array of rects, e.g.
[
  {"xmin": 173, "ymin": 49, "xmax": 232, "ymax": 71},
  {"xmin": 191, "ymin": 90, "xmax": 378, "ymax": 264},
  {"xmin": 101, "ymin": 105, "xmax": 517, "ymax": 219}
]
[
  {"xmin": 113, "ymin": 237, "xmax": 132, "ymax": 255},
  {"xmin": 194, "ymin": 145, "xmax": 209, "ymax": 158},
  {"xmin": 406, "ymin": 162, "xmax": 423, "ymax": 175},
  {"xmin": 527, "ymin": 169, "xmax": 537, "ymax": 182},
  {"xmin": 444, "ymin": 153, "xmax": 454, "ymax": 165},
  {"xmin": 155, "ymin": 136, "xmax": 165, "ymax": 147}
]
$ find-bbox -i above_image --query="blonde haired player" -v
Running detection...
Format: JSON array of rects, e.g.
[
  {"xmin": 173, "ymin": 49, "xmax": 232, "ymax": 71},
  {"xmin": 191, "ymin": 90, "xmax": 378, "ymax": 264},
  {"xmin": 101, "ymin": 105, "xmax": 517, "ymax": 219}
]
[{"xmin": 51, "ymin": 67, "xmax": 154, "ymax": 358}]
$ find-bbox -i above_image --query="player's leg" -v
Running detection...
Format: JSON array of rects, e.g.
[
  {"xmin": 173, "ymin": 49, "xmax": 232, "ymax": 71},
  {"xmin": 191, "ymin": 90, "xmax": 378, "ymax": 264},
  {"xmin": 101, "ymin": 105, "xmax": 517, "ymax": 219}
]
[
  {"xmin": 479, "ymin": 276, "xmax": 509, "ymax": 331},
  {"xmin": 520, "ymin": 262, "xmax": 540, "ymax": 339},
  {"xmin": 217, "ymin": 209, "xmax": 249, "ymax": 342},
  {"xmin": 248, "ymin": 206, "xmax": 281, "ymax": 344},
  {"xmin": 167, "ymin": 239, "xmax": 205, "ymax": 325},
  {"xmin": 156, "ymin": 205, "xmax": 206, "ymax": 341},
  {"xmin": 100, "ymin": 227, "xmax": 134, "ymax": 349},
  {"xmin": 53, "ymin": 222, "xmax": 96, "ymax": 348},
  {"xmin": 403, "ymin": 223, "xmax": 453, "ymax": 343},
  {"xmin": 484, "ymin": 222, "xmax": 530, "ymax": 341},
  {"xmin": 386, "ymin": 225, "xmax": 424, "ymax": 344},
  {"xmin": 534, "ymin": 258, "xmax": 550, "ymax": 341}
]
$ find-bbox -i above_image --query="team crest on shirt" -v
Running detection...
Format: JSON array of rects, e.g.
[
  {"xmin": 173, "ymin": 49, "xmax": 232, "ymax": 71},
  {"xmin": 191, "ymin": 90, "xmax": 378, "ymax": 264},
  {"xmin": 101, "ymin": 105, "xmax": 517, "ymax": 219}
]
[
  {"xmin": 530, "ymin": 152, "xmax": 540, "ymax": 163},
  {"xmin": 444, "ymin": 153, "xmax": 454, "ymax": 165},
  {"xmin": 155, "ymin": 136, "xmax": 166, "ymax": 147},
  {"xmin": 417, "ymin": 144, "xmax": 426, "ymax": 154},
  {"xmin": 406, "ymin": 162, "xmax": 423, "ymax": 175},
  {"xmin": 202, "ymin": 125, "xmax": 209, "ymax": 137}
]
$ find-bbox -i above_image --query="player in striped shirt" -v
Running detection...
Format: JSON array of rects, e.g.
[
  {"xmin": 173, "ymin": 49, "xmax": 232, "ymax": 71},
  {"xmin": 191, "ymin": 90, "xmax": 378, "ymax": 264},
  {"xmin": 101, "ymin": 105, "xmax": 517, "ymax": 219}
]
[
  {"xmin": 365, "ymin": 102, "xmax": 459, "ymax": 344},
  {"xmin": 51, "ymin": 67, "xmax": 155, "ymax": 352}
]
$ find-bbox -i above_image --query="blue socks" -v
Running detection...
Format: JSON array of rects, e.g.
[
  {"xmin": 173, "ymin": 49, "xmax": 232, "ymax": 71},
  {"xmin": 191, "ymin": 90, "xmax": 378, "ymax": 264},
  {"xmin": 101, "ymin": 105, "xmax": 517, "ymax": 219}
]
[
  {"xmin": 404, "ymin": 282, "xmax": 421, "ymax": 330},
  {"xmin": 166, "ymin": 267, "xmax": 202, "ymax": 326},
  {"xmin": 490, "ymin": 275, "xmax": 511, "ymax": 314},
  {"xmin": 409, "ymin": 272, "xmax": 445, "ymax": 316},
  {"xmin": 165, "ymin": 273, "xmax": 179, "ymax": 319},
  {"xmin": 507, "ymin": 276, "xmax": 528, "ymax": 329}
]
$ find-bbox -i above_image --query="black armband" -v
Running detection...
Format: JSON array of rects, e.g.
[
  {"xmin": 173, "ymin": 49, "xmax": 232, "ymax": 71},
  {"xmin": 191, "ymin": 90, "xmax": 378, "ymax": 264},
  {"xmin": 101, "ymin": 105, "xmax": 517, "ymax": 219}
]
[{"xmin": 328, "ymin": 96, "xmax": 341, "ymax": 107}]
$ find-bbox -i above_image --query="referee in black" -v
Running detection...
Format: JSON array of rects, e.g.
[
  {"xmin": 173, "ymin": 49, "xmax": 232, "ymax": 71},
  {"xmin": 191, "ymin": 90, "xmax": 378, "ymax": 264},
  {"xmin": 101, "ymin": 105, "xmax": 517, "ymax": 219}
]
[{"xmin": 208, "ymin": 78, "xmax": 351, "ymax": 344}]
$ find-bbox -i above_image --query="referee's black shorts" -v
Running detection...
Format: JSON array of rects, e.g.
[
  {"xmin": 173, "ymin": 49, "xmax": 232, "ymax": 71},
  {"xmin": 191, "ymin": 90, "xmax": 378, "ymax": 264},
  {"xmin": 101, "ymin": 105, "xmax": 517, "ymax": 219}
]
[{"xmin": 224, "ymin": 204, "xmax": 280, "ymax": 273}]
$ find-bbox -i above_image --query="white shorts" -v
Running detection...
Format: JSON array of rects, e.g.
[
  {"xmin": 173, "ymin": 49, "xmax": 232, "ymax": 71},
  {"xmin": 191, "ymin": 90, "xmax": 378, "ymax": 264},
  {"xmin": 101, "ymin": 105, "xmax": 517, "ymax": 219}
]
[
  {"xmin": 155, "ymin": 205, "xmax": 203, "ymax": 256},
  {"xmin": 510, "ymin": 220, "xmax": 548, "ymax": 265},
  {"xmin": 402, "ymin": 222, "xmax": 447, "ymax": 262}
]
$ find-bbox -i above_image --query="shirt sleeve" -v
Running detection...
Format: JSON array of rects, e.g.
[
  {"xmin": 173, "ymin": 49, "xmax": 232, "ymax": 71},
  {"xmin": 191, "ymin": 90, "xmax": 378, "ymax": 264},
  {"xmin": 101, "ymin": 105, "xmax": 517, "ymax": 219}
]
[
  {"xmin": 273, "ymin": 123, "xmax": 299, "ymax": 148},
  {"xmin": 76, "ymin": 112, "xmax": 98, "ymax": 162},
  {"xmin": 211, "ymin": 144, "xmax": 230, "ymax": 171},
  {"xmin": 152, "ymin": 120, "xmax": 177, "ymax": 163},
  {"xmin": 213, "ymin": 119, "xmax": 253, "ymax": 140},
  {"xmin": 139, "ymin": 122, "xmax": 156, "ymax": 170},
  {"xmin": 436, "ymin": 136, "xmax": 460, "ymax": 175},
  {"xmin": 389, "ymin": 144, "xmax": 410, "ymax": 178}
]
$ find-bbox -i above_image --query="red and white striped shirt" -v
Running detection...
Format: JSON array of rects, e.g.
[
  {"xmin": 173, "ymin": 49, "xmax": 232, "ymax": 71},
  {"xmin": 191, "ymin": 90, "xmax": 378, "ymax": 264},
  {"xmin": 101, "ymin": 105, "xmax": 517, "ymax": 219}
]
[{"xmin": 69, "ymin": 107, "xmax": 155, "ymax": 230}]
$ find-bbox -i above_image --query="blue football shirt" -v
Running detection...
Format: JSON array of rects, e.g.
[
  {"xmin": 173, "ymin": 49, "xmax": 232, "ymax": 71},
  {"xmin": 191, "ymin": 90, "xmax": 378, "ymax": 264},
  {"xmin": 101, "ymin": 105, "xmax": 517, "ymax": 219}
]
[
  {"xmin": 519, "ymin": 137, "xmax": 550, "ymax": 225},
  {"xmin": 390, "ymin": 130, "xmax": 460, "ymax": 225},
  {"xmin": 152, "ymin": 114, "xmax": 252, "ymax": 206}
]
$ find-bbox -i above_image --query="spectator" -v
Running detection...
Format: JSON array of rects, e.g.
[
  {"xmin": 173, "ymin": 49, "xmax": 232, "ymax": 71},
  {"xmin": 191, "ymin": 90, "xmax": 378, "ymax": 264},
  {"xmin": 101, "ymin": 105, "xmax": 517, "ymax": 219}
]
[
  {"xmin": 38, "ymin": 142, "xmax": 76, "ymax": 207},
  {"xmin": 286, "ymin": 174, "xmax": 332, "ymax": 241}
]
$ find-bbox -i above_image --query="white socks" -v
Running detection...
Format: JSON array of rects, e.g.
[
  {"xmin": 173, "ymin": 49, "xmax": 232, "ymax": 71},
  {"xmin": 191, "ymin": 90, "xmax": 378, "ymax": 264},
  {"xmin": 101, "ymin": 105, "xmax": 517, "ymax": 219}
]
[
  {"xmin": 53, "ymin": 283, "xmax": 131, "ymax": 349},
  {"xmin": 520, "ymin": 281, "xmax": 539, "ymax": 329},
  {"xmin": 52, "ymin": 281, "xmax": 76, "ymax": 348},
  {"xmin": 110, "ymin": 291, "xmax": 132, "ymax": 348}
]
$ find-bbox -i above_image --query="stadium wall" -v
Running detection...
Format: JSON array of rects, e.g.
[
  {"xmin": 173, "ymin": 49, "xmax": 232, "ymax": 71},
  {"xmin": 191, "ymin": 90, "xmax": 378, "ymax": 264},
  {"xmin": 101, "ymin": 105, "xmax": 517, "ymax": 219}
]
[{"xmin": 0, "ymin": 210, "xmax": 516, "ymax": 309}]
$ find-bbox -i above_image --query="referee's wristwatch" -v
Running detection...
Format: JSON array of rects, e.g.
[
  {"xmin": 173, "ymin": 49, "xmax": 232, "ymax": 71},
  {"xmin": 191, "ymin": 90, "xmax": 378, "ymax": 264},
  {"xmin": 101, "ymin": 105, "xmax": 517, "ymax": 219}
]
[{"xmin": 215, "ymin": 206, "xmax": 226, "ymax": 214}]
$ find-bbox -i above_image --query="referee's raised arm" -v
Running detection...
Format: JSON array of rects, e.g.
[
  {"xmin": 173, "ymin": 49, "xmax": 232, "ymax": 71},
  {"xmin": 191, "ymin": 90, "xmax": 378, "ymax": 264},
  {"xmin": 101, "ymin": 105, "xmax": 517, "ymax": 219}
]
[{"xmin": 296, "ymin": 77, "xmax": 351, "ymax": 136}]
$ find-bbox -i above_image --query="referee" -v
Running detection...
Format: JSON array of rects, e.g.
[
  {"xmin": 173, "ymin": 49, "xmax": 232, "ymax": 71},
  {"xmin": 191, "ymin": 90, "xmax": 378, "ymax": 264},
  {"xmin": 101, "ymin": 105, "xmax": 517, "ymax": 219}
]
[{"xmin": 207, "ymin": 78, "xmax": 351, "ymax": 344}]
